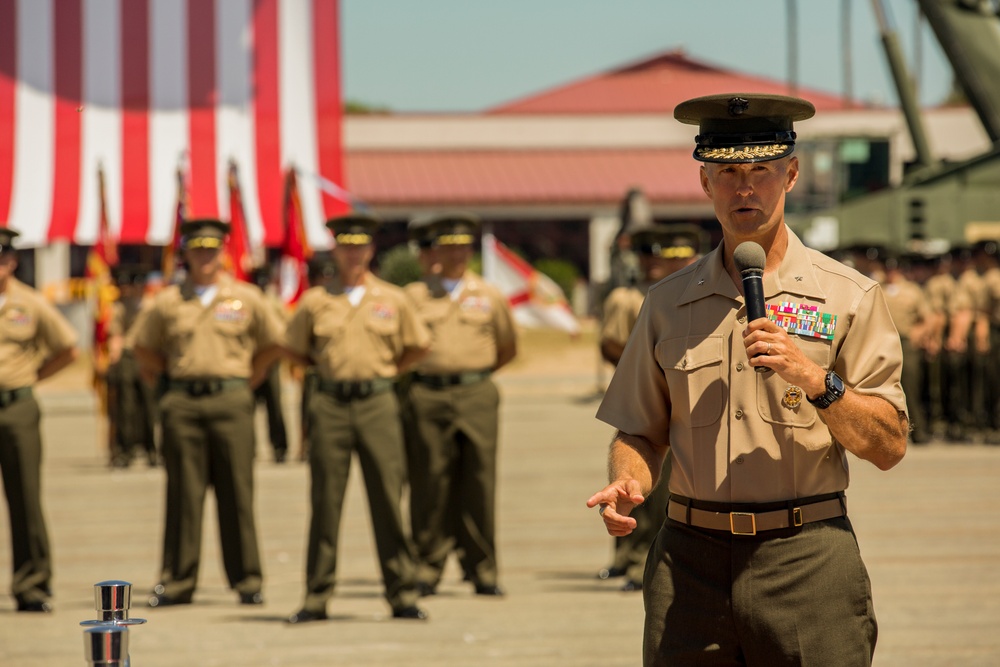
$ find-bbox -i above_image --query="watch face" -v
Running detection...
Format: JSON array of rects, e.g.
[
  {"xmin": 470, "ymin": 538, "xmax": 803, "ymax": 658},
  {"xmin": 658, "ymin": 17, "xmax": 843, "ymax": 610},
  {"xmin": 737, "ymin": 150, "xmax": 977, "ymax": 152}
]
[{"xmin": 828, "ymin": 372, "xmax": 845, "ymax": 395}]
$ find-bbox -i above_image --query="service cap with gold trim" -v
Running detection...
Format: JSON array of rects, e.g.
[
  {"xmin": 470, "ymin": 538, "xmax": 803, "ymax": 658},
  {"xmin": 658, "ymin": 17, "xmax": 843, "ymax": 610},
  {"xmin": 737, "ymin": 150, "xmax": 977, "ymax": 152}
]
[
  {"xmin": 326, "ymin": 212, "xmax": 380, "ymax": 245},
  {"xmin": 407, "ymin": 214, "xmax": 447, "ymax": 249},
  {"xmin": 181, "ymin": 218, "xmax": 230, "ymax": 250},
  {"xmin": 674, "ymin": 93, "xmax": 815, "ymax": 164},
  {"xmin": 0, "ymin": 225, "xmax": 20, "ymax": 252},
  {"xmin": 428, "ymin": 212, "xmax": 480, "ymax": 246},
  {"xmin": 631, "ymin": 224, "xmax": 703, "ymax": 260}
]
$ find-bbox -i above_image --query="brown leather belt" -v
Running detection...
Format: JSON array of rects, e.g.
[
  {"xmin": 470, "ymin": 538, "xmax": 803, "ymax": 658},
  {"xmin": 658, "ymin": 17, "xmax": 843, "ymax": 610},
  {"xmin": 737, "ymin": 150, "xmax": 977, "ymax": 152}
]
[{"xmin": 667, "ymin": 496, "xmax": 846, "ymax": 536}]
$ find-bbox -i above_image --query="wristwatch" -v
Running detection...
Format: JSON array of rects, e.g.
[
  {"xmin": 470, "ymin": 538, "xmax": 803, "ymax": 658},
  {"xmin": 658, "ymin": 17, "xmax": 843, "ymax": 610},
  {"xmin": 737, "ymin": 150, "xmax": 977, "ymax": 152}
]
[{"xmin": 807, "ymin": 370, "xmax": 845, "ymax": 409}]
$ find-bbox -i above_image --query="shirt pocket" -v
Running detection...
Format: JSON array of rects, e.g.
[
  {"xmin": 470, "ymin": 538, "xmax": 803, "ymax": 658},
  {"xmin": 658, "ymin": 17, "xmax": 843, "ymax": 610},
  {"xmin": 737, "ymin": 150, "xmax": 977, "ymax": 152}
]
[
  {"xmin": 756, "ymin": 335, "xmax": 832, "ymax": 442},
  {"xmin": 656, "ymin": 335, "xmax": 725, "ymax": 428}
]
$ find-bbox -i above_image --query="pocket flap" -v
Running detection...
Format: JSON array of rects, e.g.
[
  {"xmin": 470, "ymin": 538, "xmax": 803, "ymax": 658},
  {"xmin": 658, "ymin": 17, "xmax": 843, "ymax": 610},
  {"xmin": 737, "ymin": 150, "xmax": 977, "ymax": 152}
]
[{"xmin": 658, "ymin": 335, "xmax": 724, "ymax": 372}]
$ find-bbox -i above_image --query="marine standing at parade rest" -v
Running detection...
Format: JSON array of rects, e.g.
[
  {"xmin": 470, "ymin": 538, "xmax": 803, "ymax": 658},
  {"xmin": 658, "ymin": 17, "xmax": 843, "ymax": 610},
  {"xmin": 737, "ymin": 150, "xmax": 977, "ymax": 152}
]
[
  {"xmin": 587, "ymin": 94, "xmax": 909, "ymax": 666},
  {"xmin": 284, "ymin": 213, "xmax": 431, "ymax": 623},
  {"xmin": 597, "ymin": 225, "xmax": 700, "ymax": 591},
  {"xmin": 106, "ymin": 263, "xmax": 158, "ymax": 467},
  {"xmin": 405, "ymin": 213, "xmax": 517, "ymax": 597},
  {"xmin": 249, "ymin": 267, "xmax": 290, "ymax": 463},
  {"xmin": 132, "ymin": 219, "xmax": 284, "ymax": 607},
  {"xmin": 0, "ymin": 226, "xmax": 79, "ymax": 613}
]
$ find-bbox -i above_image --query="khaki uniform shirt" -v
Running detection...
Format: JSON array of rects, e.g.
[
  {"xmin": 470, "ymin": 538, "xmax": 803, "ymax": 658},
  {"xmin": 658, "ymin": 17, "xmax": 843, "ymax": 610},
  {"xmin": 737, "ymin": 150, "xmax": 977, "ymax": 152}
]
[
  {"xmin": 0, "ymin": 278, "xmax": 78, "ymax": 389},
  {"xmin": 597, "ymin": 229, "xmax": 907, "ymax": 504},
  {"xmin": 132, "ymin": 274, "xmax": 282, "ymax": 379},
  {"xmin": 600, "ymin": 285, "xmax": 647, "ymax": 348},
  {"xmin": 924, "ymin": 272, "xmax": 954, "ymax": 316},
  {"xmin": 949, "ymin": 269, "xmax": 981, "ymax": 316},
  {"xmin": 285, "ymin": 274, "xmax": 429, "ymax": 381},
  {"xmin": 983, "ymin": 267, "xmax": 1000, "ymax": 324},
  {"xmin": 882, "ymin": 277, "xmax": 930, "ymax": 339},
  {"xmin": 406, "ymin": 271, "xmax": 517, "ymax": 374}
]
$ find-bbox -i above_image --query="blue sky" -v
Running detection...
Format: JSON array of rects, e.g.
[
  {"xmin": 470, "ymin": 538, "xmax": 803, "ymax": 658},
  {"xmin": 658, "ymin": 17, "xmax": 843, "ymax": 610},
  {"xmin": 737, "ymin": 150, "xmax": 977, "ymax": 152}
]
[{"xmin": 341, "ymin": 0, "xmax": 953, "ymax": 113}]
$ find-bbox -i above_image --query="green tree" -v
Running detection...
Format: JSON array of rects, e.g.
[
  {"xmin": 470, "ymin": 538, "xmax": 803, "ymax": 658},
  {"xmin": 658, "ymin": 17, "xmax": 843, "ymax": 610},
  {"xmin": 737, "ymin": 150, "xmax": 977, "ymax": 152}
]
[
  {"xmin": 534, "ymin": 258, "xmax": 579, "ymax": 300},
  {"xmin": 378, "ymin": 245, "xmax": 421, "ymax": 287}
]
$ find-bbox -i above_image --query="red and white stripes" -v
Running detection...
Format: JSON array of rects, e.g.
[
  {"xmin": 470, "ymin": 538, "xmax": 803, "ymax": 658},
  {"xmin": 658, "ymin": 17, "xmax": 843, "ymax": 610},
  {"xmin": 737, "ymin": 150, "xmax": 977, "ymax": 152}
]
[{"xmin": 0, "ymin": 0, "xmax": 346, "ymax": 250}]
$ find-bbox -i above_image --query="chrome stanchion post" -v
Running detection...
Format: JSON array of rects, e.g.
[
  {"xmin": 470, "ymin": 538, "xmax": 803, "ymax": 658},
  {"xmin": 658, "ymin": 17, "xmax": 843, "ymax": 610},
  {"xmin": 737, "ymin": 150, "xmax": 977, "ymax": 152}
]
[
  {"xmin": 83, "ymin": 625, "xmax": 128, "ymax": 666},
  {"xmin": 81, "ymin": 581, "xmax": 146, "ymax": 666}
]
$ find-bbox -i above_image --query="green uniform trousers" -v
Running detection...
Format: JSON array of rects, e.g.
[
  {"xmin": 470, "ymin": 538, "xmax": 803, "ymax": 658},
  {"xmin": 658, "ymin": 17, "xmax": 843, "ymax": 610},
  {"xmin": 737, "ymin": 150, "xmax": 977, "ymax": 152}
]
[
  {"xmin": 408, "ymin": 379, "xmax": 500, "ymax": 589},
  {"xmin": 302, "ymin": 388, "xmax": 419, "ymax": 613},
  {"xmin": 643, "ymin": 515, "xmax": 876, "ymax": 666},
  {"xmin": 157, "ymin": 387, "xmax": 261, "ymax": 600},
  {"xmin": 0, "ymin": 393, "xmax": 52, "ymax": 605},
  {"xmin": 899, "ymin": 337, "xmax": 928, "ymax": 442},
  {"xmin": 612, "ymin": 452, "xmax": 672, "ymax": 583},
  {"xmin": 107, "ymin": 351, "xmax": 158, "ymax": 465}
]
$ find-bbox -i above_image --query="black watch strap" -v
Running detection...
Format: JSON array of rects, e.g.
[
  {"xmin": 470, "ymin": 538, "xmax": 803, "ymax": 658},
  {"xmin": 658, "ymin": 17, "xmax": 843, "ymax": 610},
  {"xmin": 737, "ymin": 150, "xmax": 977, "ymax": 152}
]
[{"xmin": 808, "ymin": 371, "xmax": 845, "ymax": 409}]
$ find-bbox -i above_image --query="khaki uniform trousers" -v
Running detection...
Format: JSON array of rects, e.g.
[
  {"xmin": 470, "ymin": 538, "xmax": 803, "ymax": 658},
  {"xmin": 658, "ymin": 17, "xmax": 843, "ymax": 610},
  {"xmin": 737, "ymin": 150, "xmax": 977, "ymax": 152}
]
[
  {"xmin": 643, "ymin": 516, "xmax": 876, "ymax": 667},
  {"xmin": 408, "ymin": 379, "xmax": 500, "ymax": 589},
  {"xmin": 0, "ymin": 392, "xmax": 51, "ymax": 605},
  {"xmin": 302, "ymin": 388, "xmax": 419, "ymax": 613},
  {"xmin": 157, "ymin": 386, "xmax": 261, "ymax": 600}
]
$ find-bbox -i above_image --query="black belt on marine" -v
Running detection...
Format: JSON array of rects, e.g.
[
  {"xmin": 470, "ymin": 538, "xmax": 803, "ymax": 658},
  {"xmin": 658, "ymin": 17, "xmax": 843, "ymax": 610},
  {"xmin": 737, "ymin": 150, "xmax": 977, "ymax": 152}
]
[
  {"xmin": 413, "ymin": 370, "xmax": 491, "ymax": 388},
  {"xmin": 317, "ymin": 377, "xmax": 394, "ymax": 402},
  {"xmin": 667, "ymin": 492, "xmax": 847, "ymax": 536},
  {"xmin": 168, "ymin": 378, "xmax": 249, "ymax": 397},
  {"xmin": 0, "ymin": 386, "xmax": 32, "ymax": 408}
]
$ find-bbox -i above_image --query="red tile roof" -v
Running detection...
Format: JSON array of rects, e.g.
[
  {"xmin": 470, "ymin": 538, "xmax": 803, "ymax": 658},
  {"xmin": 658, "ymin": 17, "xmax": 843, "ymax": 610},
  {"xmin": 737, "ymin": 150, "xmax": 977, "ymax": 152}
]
[
  {"xmin": 346, "ymin": 148, "xmax": 707, "ymax": 207},
  {"xmin": 487, "ymin": 49, "xmax": 864, "ymax": 115}
]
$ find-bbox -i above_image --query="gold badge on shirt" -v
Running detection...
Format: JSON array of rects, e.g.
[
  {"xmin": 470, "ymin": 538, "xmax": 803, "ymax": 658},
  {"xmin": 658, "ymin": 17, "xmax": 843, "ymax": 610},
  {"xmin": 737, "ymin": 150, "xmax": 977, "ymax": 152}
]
[
  {"xmin": 782, "ymin": 385, "xmax": 804, "ymax": 409},
  {"xmin": 213, "ymin": 299, "xmax": 247, "ymax": 323}
]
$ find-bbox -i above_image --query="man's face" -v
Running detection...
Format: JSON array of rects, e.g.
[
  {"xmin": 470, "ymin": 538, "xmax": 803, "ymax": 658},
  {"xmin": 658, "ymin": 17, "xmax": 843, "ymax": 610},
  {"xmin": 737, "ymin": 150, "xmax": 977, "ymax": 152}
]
[
  {"xmin": 183, "ymin": 245, "xmax": 222, "ymax": 281},
  {"xmin": 0, "ymin": 248, "xmax": 17, "ymax": 282},
  {"xmin": 437, "ymin": 243, "xmax": 473, "ymax": 273},
  {"xmin": 333, "ymin": 242, "xmax": 374, "ymax": 273},
  {"xmin": 699, "ymin": 156, "xmax": 798, "ymax": 240}
]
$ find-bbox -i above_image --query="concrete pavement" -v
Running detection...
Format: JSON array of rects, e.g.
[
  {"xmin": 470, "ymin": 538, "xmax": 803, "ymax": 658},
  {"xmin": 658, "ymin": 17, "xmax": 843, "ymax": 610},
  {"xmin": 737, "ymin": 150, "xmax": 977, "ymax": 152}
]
[{"xmin": 0, "ymin": 328, "xmax": 998, "ymax": 666}]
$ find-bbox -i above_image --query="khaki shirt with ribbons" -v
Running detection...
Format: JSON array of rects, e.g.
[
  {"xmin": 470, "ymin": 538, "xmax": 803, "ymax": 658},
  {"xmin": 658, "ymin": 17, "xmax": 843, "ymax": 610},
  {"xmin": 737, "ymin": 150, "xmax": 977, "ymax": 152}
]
[
  {"xmin": 597, "ymin": 229, "xmax": 907, "ymax": 504},
  {"xmin": 406, "ymin": 271, "xmax": 517, "ymax": 374},
  {"xmin": 285, "ymin": 274, "xmax": 429, "ymax": 381},
  {"xmin": 132, "ymin": 274, "xmax": 282, "ymax": 379},
  {"xmin": 600, "ymin": 285, "xmax": 647, "ymax": 349},
  {"xmin": 0, "ymin": 278, "xmax": 78, "ymax": 389}
]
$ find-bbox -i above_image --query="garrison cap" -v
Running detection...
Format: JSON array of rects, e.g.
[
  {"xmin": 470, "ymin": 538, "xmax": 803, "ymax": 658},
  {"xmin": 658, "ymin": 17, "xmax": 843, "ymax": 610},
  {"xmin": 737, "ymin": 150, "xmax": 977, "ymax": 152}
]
[
  {"xmin": 631, "ymin": 224, "xmax": 703, "ymax": 260},
  {"xmin": 0, "ymin": 226, "xmax": 20, "ymax": 252},
  {"xmin": 326, "ymin": 212, "xmax": 380, "ymax": 245},
  {"xmin": 428, "ymin": 212, "xmax": 480, "ymax": 246},
  {"xmin": 674, "ymin": 93, "xmax": 815, "ymax": 163},
  {"xmin": 111, "ymin": 263, "xmax": 152, "ymax": 285},
  {"xmin": 181, "ymin": 218, "xmax": 230, "ymax": 250}
]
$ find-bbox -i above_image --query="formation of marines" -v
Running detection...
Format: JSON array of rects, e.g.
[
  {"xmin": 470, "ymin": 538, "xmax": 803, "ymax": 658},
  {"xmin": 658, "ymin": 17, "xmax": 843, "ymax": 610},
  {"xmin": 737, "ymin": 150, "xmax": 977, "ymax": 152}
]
[{"xmin": 3, "ymin": 206, "xmax": 999, "ymax": 617}]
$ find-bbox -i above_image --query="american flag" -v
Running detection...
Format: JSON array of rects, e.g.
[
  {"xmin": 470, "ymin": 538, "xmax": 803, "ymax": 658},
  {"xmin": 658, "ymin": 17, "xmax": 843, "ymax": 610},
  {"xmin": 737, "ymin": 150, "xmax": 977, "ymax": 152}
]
[{"xmin": 0, "ymin": 0, "xmax": 347, "ymax": 251}]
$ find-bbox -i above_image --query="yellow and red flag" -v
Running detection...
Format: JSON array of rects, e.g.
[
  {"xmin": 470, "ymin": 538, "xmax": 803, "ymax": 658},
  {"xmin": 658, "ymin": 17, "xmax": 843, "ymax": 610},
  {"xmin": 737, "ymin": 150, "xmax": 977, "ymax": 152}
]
[
  {"xmin": 224, "ymin": 161, "xmax": 253, "ymax": 281},
  {"xmin": 86, "ymin": 165, "xmax": 119, "ymax": 380},
  {"xmin": 279, "ymin": 167, "xmax": 313, "ymax": 306},
  {"xmin": 161, "ymin": 167, "xmax": 186, "ymax": 283}
]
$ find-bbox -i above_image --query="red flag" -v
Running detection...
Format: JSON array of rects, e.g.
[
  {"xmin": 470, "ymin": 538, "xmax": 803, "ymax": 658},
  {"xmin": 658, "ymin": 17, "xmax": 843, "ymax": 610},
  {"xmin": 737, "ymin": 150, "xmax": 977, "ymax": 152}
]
[
  {"xmin": 278, "ymin": 167, "xmax": 313, "ymax": 305},
  {"xmin": 86, "ymin": 165, "xmax": 120, "ymax": 379},
  {"xmin": 224, "ymin": 161, "xmax": 252, "ymax": 281},
  {"xmin": 161, "ymin": 167, "xmax": 186, "ymax": 282}
]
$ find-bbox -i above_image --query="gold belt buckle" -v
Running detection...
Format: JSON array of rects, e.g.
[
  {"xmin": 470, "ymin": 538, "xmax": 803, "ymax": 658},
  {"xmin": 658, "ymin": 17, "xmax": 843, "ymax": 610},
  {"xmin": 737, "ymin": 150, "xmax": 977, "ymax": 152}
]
[
  {"xmin": 792, "ymin": 507, "xmax": 804, "ymax": 527},
  {"xmin": 729, "ymin": 512, "xmax": 757, "ymax": 535}
]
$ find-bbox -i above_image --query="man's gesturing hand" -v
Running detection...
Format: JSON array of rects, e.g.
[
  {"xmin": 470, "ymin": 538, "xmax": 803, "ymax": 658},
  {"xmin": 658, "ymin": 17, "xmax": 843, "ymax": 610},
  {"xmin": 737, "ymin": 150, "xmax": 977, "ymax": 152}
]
[{"xmin": 587, "ymin": 481, "xmax": 645, "ymax": 537}]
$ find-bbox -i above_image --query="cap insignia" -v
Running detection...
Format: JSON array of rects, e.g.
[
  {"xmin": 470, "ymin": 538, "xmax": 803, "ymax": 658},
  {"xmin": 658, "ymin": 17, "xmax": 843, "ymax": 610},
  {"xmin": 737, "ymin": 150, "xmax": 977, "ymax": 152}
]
[
  {"xmin": 728, "ymin": 97, "xmax": 750, "ymax": 116},
  {"xmin": 696, "ymin": 144, "xmax": 790, "ymax": 161}
]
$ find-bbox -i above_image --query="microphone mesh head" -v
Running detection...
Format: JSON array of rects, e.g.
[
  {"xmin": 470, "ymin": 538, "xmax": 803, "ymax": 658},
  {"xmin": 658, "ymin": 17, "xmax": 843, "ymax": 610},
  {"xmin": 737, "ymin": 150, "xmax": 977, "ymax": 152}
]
[{"xmin": 733, "ymin": 242, "xmax": 766, "ymax": 274}]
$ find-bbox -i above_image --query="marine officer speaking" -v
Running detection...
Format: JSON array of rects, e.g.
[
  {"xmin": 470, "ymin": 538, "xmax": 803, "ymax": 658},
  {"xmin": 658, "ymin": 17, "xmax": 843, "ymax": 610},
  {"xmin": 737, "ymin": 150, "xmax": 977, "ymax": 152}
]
[
  {"xmin": 587, "ymin": 94, "xmax": 909, "ymax": 666},
  {"xmin": 284, "ymin": 212, "xmax": 431, "ymax": 623},
  {"xmin": 133, "ymin": 218, "xmax": 284, "ymax": 608},
  {"xmin": 0, "ymin": 226, "xmax": 79, "ymax": 613}
]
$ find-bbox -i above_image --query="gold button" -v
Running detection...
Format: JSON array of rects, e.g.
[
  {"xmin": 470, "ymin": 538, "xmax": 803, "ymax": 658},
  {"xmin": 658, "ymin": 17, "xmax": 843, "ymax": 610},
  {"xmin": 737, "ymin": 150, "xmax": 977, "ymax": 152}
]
[
  {"xmin": 735, "ymin": 409, "xmax": 744, "ymax": 419},
  {"xmin": 738, "ymin": 315, "xmax": 746, "ymax": 324},
  {"xmin": 736, "ymin": 362, "xmax": 744, "ymax": 371}
]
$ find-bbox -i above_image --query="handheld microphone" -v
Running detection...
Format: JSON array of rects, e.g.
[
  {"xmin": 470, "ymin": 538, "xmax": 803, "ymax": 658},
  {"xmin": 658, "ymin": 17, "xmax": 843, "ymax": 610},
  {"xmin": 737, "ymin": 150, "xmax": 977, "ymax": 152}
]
[{"xmin": 733, "ymin": 241, "xmax": 768, "ymax": 372}]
